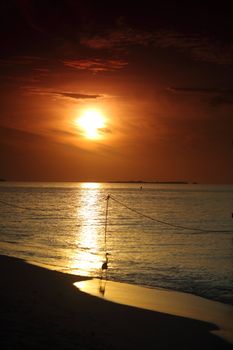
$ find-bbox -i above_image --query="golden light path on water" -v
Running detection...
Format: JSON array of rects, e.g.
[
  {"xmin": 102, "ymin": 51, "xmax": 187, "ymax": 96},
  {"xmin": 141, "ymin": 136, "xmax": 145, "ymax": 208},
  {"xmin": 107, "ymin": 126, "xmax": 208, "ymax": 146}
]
[{"xmin": 69, "ymin": 182, "xmax": 105, "ymax": 276}]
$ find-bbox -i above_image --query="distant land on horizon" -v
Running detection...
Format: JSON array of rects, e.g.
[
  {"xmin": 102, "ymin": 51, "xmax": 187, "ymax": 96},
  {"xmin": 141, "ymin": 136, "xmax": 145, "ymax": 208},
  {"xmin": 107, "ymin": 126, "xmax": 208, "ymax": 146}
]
[
  {"xmin": 2, "ymin": 180, "xmax": 233, "ymax": 184},
  {"xmin": 106, "ymin": 180, "xmax": 190, "ymax": 184},
  {"xmin": 0, "ymin": 179, "xmax": 192, "ymax": 184}
]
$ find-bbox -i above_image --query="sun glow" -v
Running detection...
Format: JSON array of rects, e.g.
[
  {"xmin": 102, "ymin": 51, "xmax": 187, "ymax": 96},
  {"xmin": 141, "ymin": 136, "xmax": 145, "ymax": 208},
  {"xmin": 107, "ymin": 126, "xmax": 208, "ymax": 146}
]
[{"xmin": 76, "ymin": 109, "xmax": 106, "ymax": 139}]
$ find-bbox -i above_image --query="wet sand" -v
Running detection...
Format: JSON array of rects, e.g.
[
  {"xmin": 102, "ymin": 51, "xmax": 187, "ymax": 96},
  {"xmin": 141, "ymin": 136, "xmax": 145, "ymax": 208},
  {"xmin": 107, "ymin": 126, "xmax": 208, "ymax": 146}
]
[
  {"xmin": 0, "ymin": 254, "xmax": 232, "ymax": 349},
  {"xmin": 75, "ymin": 278, "xmax": 233, "ymax": 344}
]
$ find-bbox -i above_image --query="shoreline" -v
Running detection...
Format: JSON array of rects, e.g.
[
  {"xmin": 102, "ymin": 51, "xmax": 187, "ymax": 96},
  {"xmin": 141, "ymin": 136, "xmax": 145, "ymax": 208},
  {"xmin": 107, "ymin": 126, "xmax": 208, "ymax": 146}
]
[
  {"xmin": 14, "ymin": 254, "xmax": 233, "ymax": 307},
  {"xmin": 75, "ymin": 278, "xmax": 233, "ymax": 344},
  {"xmin": 1, "ymin": 254, "xmax": 232, "ymax": 349}
]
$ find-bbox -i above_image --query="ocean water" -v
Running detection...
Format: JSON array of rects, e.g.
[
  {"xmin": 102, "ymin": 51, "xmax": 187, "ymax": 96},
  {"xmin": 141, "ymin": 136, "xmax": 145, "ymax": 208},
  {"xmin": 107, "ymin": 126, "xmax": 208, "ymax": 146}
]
[{"xmin": 0, "ymin": 182, "xmax": 233, "ymax": 305}]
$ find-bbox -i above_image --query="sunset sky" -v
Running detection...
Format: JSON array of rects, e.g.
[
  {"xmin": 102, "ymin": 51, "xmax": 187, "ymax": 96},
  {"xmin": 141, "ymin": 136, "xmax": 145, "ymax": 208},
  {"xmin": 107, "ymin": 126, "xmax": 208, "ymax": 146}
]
[{"xmin": 1, "ymin": 0, "xmax": 233, "ymax": 183}]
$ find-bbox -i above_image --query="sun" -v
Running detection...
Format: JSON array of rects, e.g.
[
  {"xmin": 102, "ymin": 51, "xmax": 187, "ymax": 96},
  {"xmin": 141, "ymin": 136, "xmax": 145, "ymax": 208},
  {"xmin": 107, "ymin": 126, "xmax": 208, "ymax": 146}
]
[{"xmin": 76, "ymin": 109, "xmax": 106, "ymax": 139}]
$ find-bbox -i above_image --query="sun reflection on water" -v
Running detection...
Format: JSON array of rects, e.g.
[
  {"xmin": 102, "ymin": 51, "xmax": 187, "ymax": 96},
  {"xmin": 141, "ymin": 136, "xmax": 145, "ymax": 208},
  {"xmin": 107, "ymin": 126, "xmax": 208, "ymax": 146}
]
[
  {"xmin": 69, "ymin": 183, "xmax": 104, "ymax": 276},
  {"xmin": 80, "ymin": 182, "xmax": 101, "ymax": 189}
]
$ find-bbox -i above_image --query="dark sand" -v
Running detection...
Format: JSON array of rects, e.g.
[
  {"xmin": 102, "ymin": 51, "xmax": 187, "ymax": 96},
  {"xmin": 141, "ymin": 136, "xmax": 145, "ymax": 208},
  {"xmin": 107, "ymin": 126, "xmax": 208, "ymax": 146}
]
[
  {"xmin": 0, "ymin": 254, "xmax": 232, "ymax": 349},
  {"xmin": 75, "ymin": 278, "xmax": 233, "ymax": 344}
]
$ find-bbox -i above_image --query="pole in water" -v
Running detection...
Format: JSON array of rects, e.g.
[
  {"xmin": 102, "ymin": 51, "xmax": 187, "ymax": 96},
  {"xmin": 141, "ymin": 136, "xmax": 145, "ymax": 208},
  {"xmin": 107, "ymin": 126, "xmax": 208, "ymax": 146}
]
[
  {"xmin": 102, "ymin": 195, "xmax": 110, "ymax": 280},
  {"xmin": 104, "ymin": 194, "xmax": 110, "ymax": 251}
]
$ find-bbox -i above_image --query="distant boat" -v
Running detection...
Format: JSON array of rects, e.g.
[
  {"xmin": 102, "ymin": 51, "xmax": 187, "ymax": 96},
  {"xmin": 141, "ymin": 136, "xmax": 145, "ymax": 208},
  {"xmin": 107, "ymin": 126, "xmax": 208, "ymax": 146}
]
[{"xmin": 0, "ymin": 179, "xmax": 6, "ymax": 181}]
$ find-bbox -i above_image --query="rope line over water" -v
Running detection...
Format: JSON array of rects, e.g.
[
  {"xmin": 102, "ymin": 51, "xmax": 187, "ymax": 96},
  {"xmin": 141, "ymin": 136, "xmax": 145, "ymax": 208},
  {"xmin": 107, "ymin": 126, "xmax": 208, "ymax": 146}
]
[
  {"xmin": 0, "ymin": 199, "xmax": 46, "ymax": 212},
  {"xmin": 0, "ymin": 195, "xmax": 233, "ymax": 234},
  {"xmin": 108, "ymin": 194, "xmax": 233, "ymax": 234},
  {"xmin": 0, "ymin": 199, "xmax": 58, "ymax": 212}
]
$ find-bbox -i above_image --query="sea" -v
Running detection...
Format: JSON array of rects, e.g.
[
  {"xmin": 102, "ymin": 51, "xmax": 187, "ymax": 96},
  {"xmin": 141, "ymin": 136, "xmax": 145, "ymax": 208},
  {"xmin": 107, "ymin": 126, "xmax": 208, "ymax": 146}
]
[{"xmin": 0, "ymin": 182, "xmax": 233, "ymax": 306}]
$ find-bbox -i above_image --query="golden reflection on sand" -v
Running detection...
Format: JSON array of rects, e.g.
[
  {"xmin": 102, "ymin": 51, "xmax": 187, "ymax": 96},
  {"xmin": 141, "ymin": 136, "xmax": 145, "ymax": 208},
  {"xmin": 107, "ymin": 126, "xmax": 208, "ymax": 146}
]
[{"xmin": 75, "ymin": 278, "xmax": 233, "ymax": 345}]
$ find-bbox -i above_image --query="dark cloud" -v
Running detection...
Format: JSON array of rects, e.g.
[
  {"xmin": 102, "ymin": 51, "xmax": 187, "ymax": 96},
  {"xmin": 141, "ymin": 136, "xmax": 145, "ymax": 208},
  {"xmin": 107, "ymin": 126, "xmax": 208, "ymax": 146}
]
[
  {"xmin": 53, "ymin": 92, "xmax": 102, "ymax": 100},
  {"xmin": 168, "ymin": 86, "xmax": 233, "ymax": 106},
  {"xmin": 168, "ymin": 86, "xmax": 233, "ymax": 107},
  {"xmin": 0, "ymin": 56, "xmax": 45, "ymax": 66},
  {"xmin": 168, "ymin": 87, "xmax": 233, "ymax": 94},
  {"xmin": 80, "ymin": 29, "xmax": 153, "ymax": 50},
  {"xmin": 154, "ymin": 30, "xmax": 233, "ymax": 65},
  {"xmin": 81, "ymin": 28, "xmax": 233, "ymax": 65},
  {"xmin": 62, "ymin": 58, "xmax": 128, "ymax": 72},
  {"xmin": 23, "ymin": 87, "xmax": 103, "ymax": 100}
]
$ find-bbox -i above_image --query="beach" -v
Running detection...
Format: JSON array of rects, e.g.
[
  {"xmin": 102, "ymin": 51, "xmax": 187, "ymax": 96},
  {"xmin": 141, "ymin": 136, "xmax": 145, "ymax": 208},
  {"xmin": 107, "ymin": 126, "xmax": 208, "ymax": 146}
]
[
  {"xmin": 1, "ymin": 255, "xmax": 232, "ymax": 350},
  {"xmin": 1, "ymin": 182, "xmax": 233, "ymax": 306}
]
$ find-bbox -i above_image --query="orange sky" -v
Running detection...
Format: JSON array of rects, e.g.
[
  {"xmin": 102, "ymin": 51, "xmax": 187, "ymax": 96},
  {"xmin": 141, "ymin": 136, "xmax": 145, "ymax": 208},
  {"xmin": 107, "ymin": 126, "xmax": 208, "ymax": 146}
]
[{"xmin": 1, "ymin": 1, "xmax": 233, "ymax": 183}]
